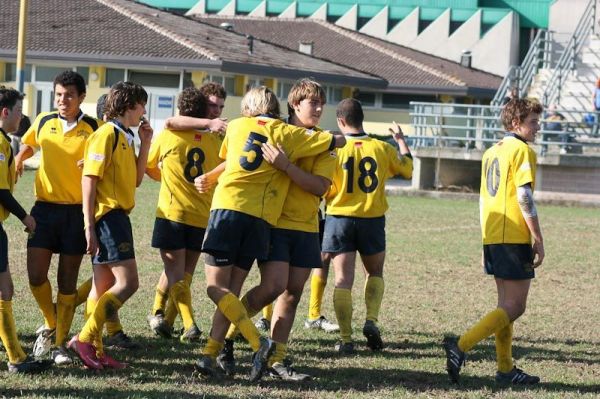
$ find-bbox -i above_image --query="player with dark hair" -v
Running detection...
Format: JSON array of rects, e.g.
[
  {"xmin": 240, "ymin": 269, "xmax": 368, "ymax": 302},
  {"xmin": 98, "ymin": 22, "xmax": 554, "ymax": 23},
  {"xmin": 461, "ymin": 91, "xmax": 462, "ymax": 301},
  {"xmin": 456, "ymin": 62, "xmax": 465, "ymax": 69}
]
[
  {"xmin": 444, "ymin": 98, "xmax": 544, "ymax": 385},
  {"xmin": 0, "ymin": 86, "xmax": 53, "ymax": 373},
  {"xmin": 68, "ymin": 81, "xmax": 152, "ymax": 370},
  {"xmin": 146, "ymin": 87, "xmax": 223, "ymax": 342},
  {"xmin": 14, "ymin": 70, "xmax": 101, "ymax": 365},
  {"xmin": 322, "ymin": 98, "xmax": 413, "ymax": 354}
]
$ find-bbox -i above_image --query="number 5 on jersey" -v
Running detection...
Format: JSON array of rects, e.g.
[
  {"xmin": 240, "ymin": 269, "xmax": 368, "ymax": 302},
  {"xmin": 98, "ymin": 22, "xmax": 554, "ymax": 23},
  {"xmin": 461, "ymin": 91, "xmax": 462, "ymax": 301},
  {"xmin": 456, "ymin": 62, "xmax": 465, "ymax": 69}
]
[{"xmin": 240, "ymin": 132, "xmax": 268, "ymax": 171}]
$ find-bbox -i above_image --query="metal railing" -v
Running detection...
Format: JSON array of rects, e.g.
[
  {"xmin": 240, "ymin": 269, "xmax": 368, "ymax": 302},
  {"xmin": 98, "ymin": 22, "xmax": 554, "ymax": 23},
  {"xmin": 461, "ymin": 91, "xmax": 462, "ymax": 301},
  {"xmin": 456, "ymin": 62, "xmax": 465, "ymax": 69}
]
[
  {"xmin": 491, "ymin": 29, "xmax": 553, "ymax": 106},
  {"xmin": 409, "ymin": 102, "xmax": 600, "ymax": 154},
  {"xmin": 542, "ymin": 0, "xmax": 597, "ymax": 107}
]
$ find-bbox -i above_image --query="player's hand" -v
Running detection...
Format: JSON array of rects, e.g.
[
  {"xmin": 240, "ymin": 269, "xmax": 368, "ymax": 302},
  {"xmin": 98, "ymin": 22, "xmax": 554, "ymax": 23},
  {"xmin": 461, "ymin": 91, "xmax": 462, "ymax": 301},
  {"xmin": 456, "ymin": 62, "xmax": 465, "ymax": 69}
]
[
  {"xmin": 138, "ymin": 118, "xmax": 153, "ymax": 143},
  {"xmin": 532, "ymin": 240, "xmax": 544, "ymax": 268},
  {"xmin": 208, "ymin": 118, "xmax": 227, "ymax": 134},
  {"xmin": 389, "ymin": 121, "xmax": 405, "ymax": 141},
  {"xmin": 14, "ymin": 156, "xmax": 24, "ymax": 183},
  {"xmin": 194, "ymin": 173, "xmax": 217, "ymax": 193},
  {"xmin": 77, "ymin": 159, "xmax": 84, "ymax": 169},
  {"xmin": 85, "ymin": 226, "xmax": 99, "ymax": 256},
  {"xmin": 21, "ymin": 214, "xmax": 36, "ymax": 235},
  {"xmin": 261, "ymin": 142, "xmax": 290, "ymax": 171}
]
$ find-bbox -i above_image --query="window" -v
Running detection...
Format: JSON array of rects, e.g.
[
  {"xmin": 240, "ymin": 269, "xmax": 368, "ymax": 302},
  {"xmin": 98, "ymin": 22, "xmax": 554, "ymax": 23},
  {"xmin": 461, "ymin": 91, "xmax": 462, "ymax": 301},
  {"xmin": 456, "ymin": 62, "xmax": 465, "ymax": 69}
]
[
  {"xmin": 203, "ymin": 74, "xmax": 235, "ymax": 95},
  {"xmin": 355, "ymin": 91, "xmax": 377, "ymax": 107},
  {"xmin": 36, "ymin": 66, "xmax": 68, "ymax": 82},
  {"xmin": 105, "ymin": 68, "xmax": 126, "ymax": 87},
  {"xmin": 382, "ymin": 93, "xmax": 436, "ymax": 109},
  {"xmin": 4, "ymin": 63, "xmax": 32, "ymax": 82},
  {"xmin": 128, "ymin": 71, "xmax": 180, "ymax": 88},
  {"xmin": 247, "ymin": 76, "xmax": 266, "ymax": 89},
  {"xmin": 325, "ymin": 86, "xmax": 343, "ymax": 103},
  {"xmin": 76, "ymin": 67, "xmax": 89, "ymax": 82},
  {"xmin": 277, "ymin": 81, "xmax": 294, "ymax": 100}
]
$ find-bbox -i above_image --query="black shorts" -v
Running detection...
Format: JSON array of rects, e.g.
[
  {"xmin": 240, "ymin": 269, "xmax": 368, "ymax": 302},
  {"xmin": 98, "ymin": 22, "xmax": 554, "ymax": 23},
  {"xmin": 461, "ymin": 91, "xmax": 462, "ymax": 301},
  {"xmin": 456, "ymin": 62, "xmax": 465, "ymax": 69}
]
[
  {"xmin": 92, "ymin": 210, "xmax": 135, "ymax": 265},
  {"xmin": 27, "ymin": 201, "xmax": 86, "ymax": 255},
  {"xmin": 0, "ymin": 224, "xmax": 7, "ymax": 273},
  {"xmin": 483, "ymin": 244, "xmax": 535, "ymax": 280},
  {"xmin": 264, "ymin": 228, "xmax": 322, "ymax": 268},
  {"xmin": 202, "ymin": 209, "xmax": 270, "ymax": 271},
  {"xmin": 321, "ymin": 215, "xmax": 385, "ymax": 255},
  {"xmin": 152, "ymin": 218, "xmax": 205, "ymax": 251}
]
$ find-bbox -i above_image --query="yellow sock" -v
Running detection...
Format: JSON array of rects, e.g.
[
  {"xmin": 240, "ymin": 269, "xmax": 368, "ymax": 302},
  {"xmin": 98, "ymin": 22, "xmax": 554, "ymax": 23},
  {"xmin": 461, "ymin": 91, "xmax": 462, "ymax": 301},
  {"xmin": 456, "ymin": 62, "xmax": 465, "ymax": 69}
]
[
  {"xmin": 76, "ymin": 278, "xmax": 92, "ymax": 307},
  {"xmin": 84, "ymin": 297, "xmax": 97, "ymax": 321},
  {"xmin": 263, "ymin": 302, "xmax": 273, "ymax": 321},
  {"xmin": 152, "ymin": 285, "xmax": 168, "ymax": 316},
  {"xmin": 268, "ymin": 342, "xmax": 287, "ymax": 367},
  {"xmin": 79, "ymin": 292, "xmax": 122, "ymax": 344},
  {"xmin": 364, "ymin": 276, "xmax": 384, "ymax": 322},
  {"xmin": 202, "ymin": 336, "xmax": 224, "ymax": 359},
  {"xmin": 170, "ymin": 280, "xmax": 195, "ymax": 330},
  {"xmin": 164, "ymin": 273, "xmax": 193, "ymax": 327},
  {"xmin": 308, "ymin": 274, "xmax": 326, "ymax": 320},
  {"xmin": 30, "ymin": 280, "xmax": 56, "ymax": 329},
  {"xmin": 0, "ymin": 300, "xmax": 27, "ymax": 364},
  {"xmin": 105, "ymin": 320, "xmax": 123, "ymax": 336},
  {"xmin": 217, "ymin": 293, "xmax": 261, "ymax": 352},
  {"xmin": 225, "ymin": 294, "xmax": 259, "ymax": 340},
  {"xmin": 495, "ymin": 322, "xmax": 514, "ymax": 373},
  {"xmin": 55, "ymin": 292, "xmax": 77, "ymax": 347},
  {"xmin": 458, "ymin": 308, "xmax": 510, "ymax": 353},
  {"xmin": 333, "ymin": 288, "xmax": 353, "ymax": 343}
]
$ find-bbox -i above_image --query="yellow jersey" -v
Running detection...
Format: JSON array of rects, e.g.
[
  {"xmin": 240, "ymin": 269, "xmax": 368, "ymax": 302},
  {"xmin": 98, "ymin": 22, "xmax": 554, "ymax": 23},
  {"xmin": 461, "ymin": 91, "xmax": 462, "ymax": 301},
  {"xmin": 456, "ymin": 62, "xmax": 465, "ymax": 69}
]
[
  {"xmin": 325, "ymin": 134, "xmax": 413, "ymax": 218},
  {"xmin": 83, "ymin": 121, "xmax": 137, "ymax": 221},
  {"xmin": 21, "ymin": 111, "xmax": 101, "ymax": 204},
  {"xmin": 0, "ymin": 129, "xmax": 16, "ymax": 222},
  {"xmin": 212, "ymin": 116, "xmax": 336, "ymax": 226},
  {"xmin": 148, "ymin": 129, "xmax": 223, "ymax": 228},
  {"xmin": 277, "ymin": 126, "xmax": 337, "ymax": 233},
  {"xmin": 480, "ymin": 134, "xmax": 537, "ymax": 244}
]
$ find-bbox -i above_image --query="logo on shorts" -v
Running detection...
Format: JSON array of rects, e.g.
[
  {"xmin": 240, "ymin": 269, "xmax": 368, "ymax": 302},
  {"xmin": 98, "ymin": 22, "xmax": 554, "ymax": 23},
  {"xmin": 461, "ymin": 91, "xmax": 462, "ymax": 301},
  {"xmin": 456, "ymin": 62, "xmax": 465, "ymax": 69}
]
[{"xmin": 118, "ymin": 242, "xmax": 132, "ymax": 253}]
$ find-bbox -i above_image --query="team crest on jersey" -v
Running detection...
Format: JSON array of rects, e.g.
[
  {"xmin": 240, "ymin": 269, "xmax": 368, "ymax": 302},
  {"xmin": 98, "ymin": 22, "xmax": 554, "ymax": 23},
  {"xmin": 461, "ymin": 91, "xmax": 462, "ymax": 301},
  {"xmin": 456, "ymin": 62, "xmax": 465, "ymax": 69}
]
[
  {"xmin": 89, "ymin": 153, "xmax": 105, "ymax": 162},
  {"xmin": 194, "ymin": 134, "xmax": 202, "ymax": 142},
  {"xmin": 50, "ymin": 127, "xmax": 57, "ymax": 134},
  {"xmin": 354, "ymin": 141, "xmax": 363, "ymax": 147},
  {"xmin": 76, "ymin": 130, "xmax": 89, "ymax": 137},
  {"xmin": 257, "ymin": 120, "xmax": 267, "ymax": 126},
  {"xmin": 0, "ymin": 154, "xmax": 5, "ymax": 162},
  {"xmin": 328, "ymin": 151, "xmax": 337, "ymax": 158}
]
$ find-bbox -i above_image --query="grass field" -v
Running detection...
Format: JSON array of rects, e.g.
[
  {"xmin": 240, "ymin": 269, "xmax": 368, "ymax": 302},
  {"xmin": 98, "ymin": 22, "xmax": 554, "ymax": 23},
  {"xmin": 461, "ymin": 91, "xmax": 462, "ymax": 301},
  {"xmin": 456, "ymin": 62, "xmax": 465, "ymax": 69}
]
[{"xmin": 1, "ymin": 170, "xmax": 599, "ymax": 398}]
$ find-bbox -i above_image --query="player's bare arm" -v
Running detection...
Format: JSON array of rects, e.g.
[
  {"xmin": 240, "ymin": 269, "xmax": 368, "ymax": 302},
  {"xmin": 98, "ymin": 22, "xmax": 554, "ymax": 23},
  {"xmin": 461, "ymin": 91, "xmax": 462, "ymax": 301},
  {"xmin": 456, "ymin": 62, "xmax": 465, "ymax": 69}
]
[
  {"xmin": 388, "ymin": 121, "xmax": 411, "ymax": 156},
  {"xmin": 164, "ymin": 115, "xmax": 227, "ymax": 133},
  {"xmin": 194, "ymin": 161, "xmax": 225, "ymax": 193},
  {"xmin": 517, "ymin": 183, "xmax": 544, "ymax": 267}
]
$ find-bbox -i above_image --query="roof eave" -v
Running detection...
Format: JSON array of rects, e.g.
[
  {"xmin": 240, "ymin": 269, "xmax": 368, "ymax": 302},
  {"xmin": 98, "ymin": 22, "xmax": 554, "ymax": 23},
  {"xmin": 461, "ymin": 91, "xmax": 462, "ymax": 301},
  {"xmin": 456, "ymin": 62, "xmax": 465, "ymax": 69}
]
[
  {"xmin": 0, "ymin": 49, "xmax": 222, "ymax": 71},
  {"xmin": 382, "ymin": 84, "xmax": 497, "ymax": 98},
  {"xmin": 221, "ymin": 61, "xmax": 386, "ymax": 89}
]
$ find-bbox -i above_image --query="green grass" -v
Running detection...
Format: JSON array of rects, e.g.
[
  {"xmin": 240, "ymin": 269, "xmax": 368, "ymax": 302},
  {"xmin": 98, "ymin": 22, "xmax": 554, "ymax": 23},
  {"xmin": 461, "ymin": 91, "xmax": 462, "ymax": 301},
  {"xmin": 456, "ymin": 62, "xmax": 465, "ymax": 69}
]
[{"xmin": 1, "ymin": 170, "xmax": 599, "ymax": 398}]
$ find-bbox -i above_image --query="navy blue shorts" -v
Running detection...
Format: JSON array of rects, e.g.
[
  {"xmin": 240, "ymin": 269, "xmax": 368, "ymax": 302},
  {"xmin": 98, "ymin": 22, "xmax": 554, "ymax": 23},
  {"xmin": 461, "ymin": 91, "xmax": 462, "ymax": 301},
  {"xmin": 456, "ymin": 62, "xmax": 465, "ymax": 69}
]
[
  {"xmin": 92, "ymin": 210, "xmax": 135, "ymax": 265},
  {"xmin": 264, "ymin": 228, "xmax": 322, "ymax": 268},
  {"xmin": 152, "ymin": 218, "xmax": 205, "ymax": 251},
  {"xmin": 27, "ymin": 201, "xmax": 86, "ymax": 255},
  {"xmin": 202, "ymin": 209, "xmax": 270, "ymax": 271},
  {"xmin": 321, "ymin": 215, "xmax": 385, "ymax": 256},
  {"xmin": 0, "ymin": 224, "xmax": 7, "ymax": 273},
  {"xmin": 483, "ymin": 244, "xmax": 535, "ymax": 280}
]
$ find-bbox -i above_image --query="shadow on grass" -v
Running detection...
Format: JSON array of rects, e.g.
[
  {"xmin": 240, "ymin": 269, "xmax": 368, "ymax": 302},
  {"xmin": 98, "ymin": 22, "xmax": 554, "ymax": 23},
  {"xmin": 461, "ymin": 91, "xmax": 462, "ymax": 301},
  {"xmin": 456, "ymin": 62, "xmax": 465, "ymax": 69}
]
[{"xmin": 0, "ymin": 386, "xmax": 230, "ymax": 399}]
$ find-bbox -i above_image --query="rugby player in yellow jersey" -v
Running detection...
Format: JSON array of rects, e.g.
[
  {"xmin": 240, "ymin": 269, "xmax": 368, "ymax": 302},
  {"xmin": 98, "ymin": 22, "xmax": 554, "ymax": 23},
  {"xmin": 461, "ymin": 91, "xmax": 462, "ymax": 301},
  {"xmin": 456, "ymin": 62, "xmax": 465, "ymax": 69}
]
[
  {"xmin": 146, "ymin": 87, "xmax": 223, "ymax": 342},
  {"xmin": 14, "ymin": 71, "xmax": 101, "ymax": 365},
  {"xmin": 444, "ymin": 98, "xmax": 544, "ymax": 385},
  {"xmin": 149, "ymin": 82, "xmax": 227, "ymax": 336},
  {"xmin": 217, "ymin": 79, "xmax": 337, "ymax": 380},
  {"xmin": 68, "ymin": 81, "xmax": 152, "ymax": 370},
  {"xmin": 0, "ymin": 86, "xmax": 53, "ymax": 374},
  {"xmin": 73, "ymin": 94, "xmax": 140, "ymax": 351},
  {"xmin": 194, "ymin": 86, "xmax": 344, "ymax": 382},
  {"xmin": 322, "ymin": 98, "xmax": 413, "ymax": 354}
]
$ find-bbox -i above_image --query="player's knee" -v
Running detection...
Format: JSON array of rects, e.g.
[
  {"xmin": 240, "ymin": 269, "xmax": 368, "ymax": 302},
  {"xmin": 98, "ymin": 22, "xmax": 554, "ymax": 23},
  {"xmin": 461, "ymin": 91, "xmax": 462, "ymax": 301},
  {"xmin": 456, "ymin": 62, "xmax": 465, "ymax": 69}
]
[
  {"xmin": 28, "ymin": 275, "xmax": 49, "ymax": 288},
  {"xmin": 502, "ymin": 301, "xmax": 526, "ymax": 321}
]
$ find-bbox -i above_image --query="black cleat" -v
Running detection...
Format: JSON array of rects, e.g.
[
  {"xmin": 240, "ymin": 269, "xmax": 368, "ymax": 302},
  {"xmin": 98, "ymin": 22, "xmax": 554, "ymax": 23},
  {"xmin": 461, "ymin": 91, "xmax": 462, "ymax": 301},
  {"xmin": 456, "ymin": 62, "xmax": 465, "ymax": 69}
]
[{"xmin": 443, "ymin": 336, "xmax": 466, "ymax": 383}]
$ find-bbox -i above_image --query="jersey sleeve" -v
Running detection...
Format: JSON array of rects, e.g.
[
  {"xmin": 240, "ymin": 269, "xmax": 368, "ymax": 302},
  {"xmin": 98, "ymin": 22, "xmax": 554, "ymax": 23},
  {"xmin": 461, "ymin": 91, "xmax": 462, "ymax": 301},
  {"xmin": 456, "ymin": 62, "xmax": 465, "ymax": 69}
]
[
  {"xmin": 83, "ymin": 130, "xmax": 115, "ymax": 179},
  {"xmin": 513, "ymin": 145, "xmax": 536, "ymax": 189},
  {"xmin": 283, "ymin": 125, "xmax": 335, "ymax": 160},
  {"xmin": 218, "ymin": 134, "xmax": 229, "ymax": 160},
  {"xmin": 20, "ymin": 115, "xmax": 42, "ymax": 148},
  {"xmin": 311, "ymin": 150, "xmax": 337, "ymax": 183},
  {"xmin": 0, "ymin": 146, "xmax": 11, "ymax": 190},
  {"xmin": 147, "ymin": 130, "xmax": 165, "ymax": 169},
  {"xmin": 386, "ymin": 143, "xmax": 413, "ymax": 179}
]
